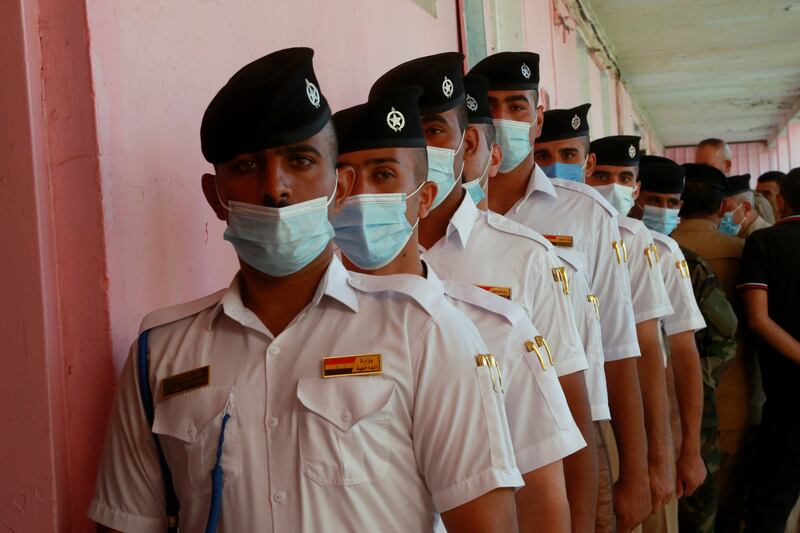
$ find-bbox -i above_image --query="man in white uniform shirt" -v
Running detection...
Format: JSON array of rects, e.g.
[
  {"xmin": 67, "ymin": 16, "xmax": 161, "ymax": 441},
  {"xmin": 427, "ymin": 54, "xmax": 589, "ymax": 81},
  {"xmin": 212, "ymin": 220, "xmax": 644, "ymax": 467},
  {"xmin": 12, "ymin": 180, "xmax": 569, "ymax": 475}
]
[
  {"xmin": 331, "ymin": 83, "xmax": 586, "ymax": 531},
  {"xmin": 89, "ymin": 48, "xmax": 521, "ymax": 533},
  {"xmin": 471, "ymin": 51, "xmax": 650, "ymax": 533},
  {"xmin": 366, "ymin": 54, "xmax": 596, "ymax": 533}
]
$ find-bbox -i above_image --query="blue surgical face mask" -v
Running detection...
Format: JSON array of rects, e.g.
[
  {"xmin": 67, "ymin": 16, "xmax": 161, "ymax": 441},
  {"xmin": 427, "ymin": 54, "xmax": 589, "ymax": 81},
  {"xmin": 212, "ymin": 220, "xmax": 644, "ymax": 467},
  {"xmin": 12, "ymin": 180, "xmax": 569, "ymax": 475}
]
[
  {"xmin": 427, "ymin": 133, "xmax": 465, "ymax": 210},
  {"xmin": 462, "ymin": 155, "xmax": 491, "ymax": 205},
  {"xmin": 541, "ymin": 158, "xmax": 587, "ymax": 183},
  {"xmin": 220, "ymin": 177, "xmax": 336, "ymax": 277},
  {"xmin": 641, "ymin": 205, "xmax": 681, "ymax": 235},
  {"xmin": 493, "ymin": 119, "xmax": 533, "ymax": 173},
  {"xmin": 719, "ymin": 204, "xmax": 743, "ymax": 236},
  {"xmin": 595, "ymin": 183, "xmax": 635, "ymax": 216},
  {"xmin": 332, "ymin": 182, "xmax": 424, "ymax": 270}
]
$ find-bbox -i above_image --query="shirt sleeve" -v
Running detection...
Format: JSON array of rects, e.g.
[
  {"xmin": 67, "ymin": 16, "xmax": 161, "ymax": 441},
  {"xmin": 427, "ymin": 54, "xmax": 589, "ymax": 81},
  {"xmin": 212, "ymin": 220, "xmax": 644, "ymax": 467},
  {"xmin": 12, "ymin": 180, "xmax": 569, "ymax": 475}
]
[
  {"xmin": 562, "ymin": 259, "xmax": 610, "ymax": 421},
  {"xmin": 627, "ymin": 228, "xmax": 674, "ymax": 324},
  {"xmin": 738, "ymin": 235, "xmax": 768, "ymax": 290},
  {"xmin": 88, "ymin": 342, "xmax": 169, "ymax": 533},
  {"xmin": 527, "ymin": 250, "xmax": 589, "ymax": 377},
  {"xmin": 412, "ymin": 305, "xmax": 523, "ymax": 512},
  {"xmin": 592, "ymin": 214, "xmax": 641, "ymax": 361},
  {"xmin": 501, "ymin": 318, "xmax": 586, "ymax": 474},
  {"xmin": 660, "ymin": 245, "xmax": 706, "ymax": 336}
]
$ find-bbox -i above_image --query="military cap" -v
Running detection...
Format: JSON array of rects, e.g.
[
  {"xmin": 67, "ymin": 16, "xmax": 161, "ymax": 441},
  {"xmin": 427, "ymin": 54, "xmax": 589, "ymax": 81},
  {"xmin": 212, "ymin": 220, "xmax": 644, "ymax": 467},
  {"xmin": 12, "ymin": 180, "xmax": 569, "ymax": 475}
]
[
  {"xmin": 333, "ymin": 86, "xmax": 426, "ymax": 155},
  {"xmin": 537, "ymin": 103, "xmax": 591, "ymax": 143},
  {"xmin": 682, "ymin": 163, "xmax": 727, "ymax": 194},
  {"xmin": 639, "ymin": 155, "xmax": 674, "ymax": 167},
  {"xmin": 369, "ymin": 53, "xmax": 465, "ymax": 114},
  {"xmin": 590, "ymin": 135, "xmax": 641, "ymax": 166},
  {"xmin": 463, "ymin": 74, "xmax": 493, "ymax": 125},
  {"xmin": 757, "ymin": 170, "xmax": 786, "ymax": 184},
  {"xmin": 470, "ymin": 51, "xmax": 540, "ymax": 90},
  {"xmin": 638, "ymin": 157, "xmax": 684, "ymax": 194},
  {"xmin": 726, "ymin": 174, "xmax": 752, "ymax": 196},
  {"xmin": 200, "ymin": 47, "xmax": 330, "ymax": 164}
]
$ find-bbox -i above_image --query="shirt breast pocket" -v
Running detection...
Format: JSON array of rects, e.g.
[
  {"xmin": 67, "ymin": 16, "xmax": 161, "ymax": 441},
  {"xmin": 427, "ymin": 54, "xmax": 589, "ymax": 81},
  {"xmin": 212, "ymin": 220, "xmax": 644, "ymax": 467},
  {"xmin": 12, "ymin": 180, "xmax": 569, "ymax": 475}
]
[
  {"xmin": 297, "ymin": 377, "xmax": 395, "ymax": 486},
  {"xmin": 152, "ymin": 386, "xmax": 242, "ymax": 499}
]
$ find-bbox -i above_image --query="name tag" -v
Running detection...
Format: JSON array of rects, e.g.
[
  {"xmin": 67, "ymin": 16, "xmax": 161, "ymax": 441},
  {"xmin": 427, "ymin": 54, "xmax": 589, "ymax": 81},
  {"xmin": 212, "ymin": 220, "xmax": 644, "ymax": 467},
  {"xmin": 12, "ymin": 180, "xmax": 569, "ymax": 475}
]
[
  {"xmin": 322, "ymin": 354, "xmax": 382, "ymax": 378},
  {"xmin": 543, "ymin": 234, "xmax": 574, "ymax": 247},
  {"xmin": 161, "ymin": 365, "xmax": 210, "ymax": 399},
  {"xmin": 476, "ymin": 285, "xmax": 512, "ymax": 300}
]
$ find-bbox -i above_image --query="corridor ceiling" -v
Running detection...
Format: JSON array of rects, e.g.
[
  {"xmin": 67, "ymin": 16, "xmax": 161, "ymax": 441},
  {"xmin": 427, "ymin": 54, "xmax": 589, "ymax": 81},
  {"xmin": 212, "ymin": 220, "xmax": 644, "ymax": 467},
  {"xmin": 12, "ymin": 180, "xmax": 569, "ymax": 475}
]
[{"xmin": 587, "ymin": 0, "xmax": 800, "ymax": 146}]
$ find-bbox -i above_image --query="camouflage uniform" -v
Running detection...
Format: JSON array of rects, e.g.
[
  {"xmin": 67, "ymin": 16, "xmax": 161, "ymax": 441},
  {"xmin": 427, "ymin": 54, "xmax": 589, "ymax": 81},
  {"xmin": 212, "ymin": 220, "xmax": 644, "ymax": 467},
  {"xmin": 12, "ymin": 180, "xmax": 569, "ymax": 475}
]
[{"xmin": 678, "ymin": 247, "xmax": 738, "ymax": 533}]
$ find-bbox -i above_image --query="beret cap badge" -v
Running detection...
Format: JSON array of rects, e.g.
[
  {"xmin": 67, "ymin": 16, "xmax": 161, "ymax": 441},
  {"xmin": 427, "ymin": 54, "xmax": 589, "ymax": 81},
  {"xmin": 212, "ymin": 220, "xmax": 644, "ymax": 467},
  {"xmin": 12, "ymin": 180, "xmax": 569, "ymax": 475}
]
[
  {"xmin": 466, "ymin": 95, "xmax": 478, "ymax": 112},
  {"xmin": 305, "ymin": 78, "xmax": 321, "ymax": 109},
  {"xmin": 442, "ymin": 76, "xmax": 454, "ymax": 98},
  {"xmin": 521, "ymin": 63, "xmax": 531, "ymax": 79},
  {"xmin": 571, "ymin": 115, "xmax": 581, "ymax": 130},
  {"xmin": 386, "ymin": 107, "xmax": 405, "ymax": 133},
  {"xmin": 628, "ymin": 145, "xmax": 636, "ymax": 158}
]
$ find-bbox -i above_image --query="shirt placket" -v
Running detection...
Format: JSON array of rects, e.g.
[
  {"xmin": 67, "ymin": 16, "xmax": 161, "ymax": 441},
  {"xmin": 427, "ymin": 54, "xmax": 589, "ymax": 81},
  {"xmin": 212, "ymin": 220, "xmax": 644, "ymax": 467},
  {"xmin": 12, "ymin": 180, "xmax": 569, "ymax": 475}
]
[{"xmin": 264, "ymin": 307, "xmax": 312, "ymax": 533}]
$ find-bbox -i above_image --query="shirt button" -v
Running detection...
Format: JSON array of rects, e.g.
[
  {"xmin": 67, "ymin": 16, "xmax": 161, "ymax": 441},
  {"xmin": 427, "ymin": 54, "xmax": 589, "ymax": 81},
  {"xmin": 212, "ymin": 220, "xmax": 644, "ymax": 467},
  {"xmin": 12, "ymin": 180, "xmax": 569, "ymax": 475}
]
[
  {"xmin": 268, "ymin": 345, "xmax": 280, "ymax": 356},
  {"xmin": 340, "ymin": 410, "xmax": 351, "ymax": 423},
  {"xmin": 350, "ymin": 278, "xmax": 361, "ymax": 286},
  {"xmin": 272, "ymin": 490, "xmax": 286, "ymax": 504},
  {"xmin": 268, "ymin": 416, "xmax": 279, "ymax": 428},
  {"xmin": 187, "ymin": 424, "xmax": 197, "ymax": 439}
]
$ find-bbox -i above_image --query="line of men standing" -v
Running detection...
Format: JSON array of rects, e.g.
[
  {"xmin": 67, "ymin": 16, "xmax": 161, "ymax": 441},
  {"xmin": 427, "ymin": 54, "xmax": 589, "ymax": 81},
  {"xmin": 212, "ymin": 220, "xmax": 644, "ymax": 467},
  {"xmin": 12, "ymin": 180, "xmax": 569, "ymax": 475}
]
[{"xmin": 87, "ymin": 46, "xmax": 799, "ymax": 533}]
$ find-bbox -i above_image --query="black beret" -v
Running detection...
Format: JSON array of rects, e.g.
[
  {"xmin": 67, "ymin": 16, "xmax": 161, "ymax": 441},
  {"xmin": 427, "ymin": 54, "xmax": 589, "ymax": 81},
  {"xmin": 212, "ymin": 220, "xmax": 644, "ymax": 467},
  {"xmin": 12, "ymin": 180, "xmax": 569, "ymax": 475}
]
[
  {"xmin": 590, "ymin": 135, "xmax": 641, "ymax": 167},
  {"xmin": 537, "ymin": 103, "xmax": 591, "ymax": 143},
  {"xmin": 639, "ymin": 158, "xmax": 684, "ymax": 194},
  {"xmin": 470, "ymin": 51, "xmax": 540, "ymax": 90},
  {"xmin": 757, "ymin": 170, "xmax": 786, "ymax": 184},
  {"xmin": 726, "ymin": 174, "xmax": 752, "ymax": 196},
  {"xmin": 463, "ymin": 74, "xmax": 493, "ymax": 125},
  {"xmin": 369, "ymin": 53, "xmax": 465, "ymax": 115},
  {"xmin": 639, "ymin": 155, "xmax": 674, "ymax": 167},
  {"xmin": 682, "ymin": 163, "xmax": 728, "ymax": 194},
  {"xmin": 333, "ymin": 86, "xmax": 426, "ymax": 155},
  {"xmin": 200, "ymin": 47, "xmax": 331, "ymax": 164}
]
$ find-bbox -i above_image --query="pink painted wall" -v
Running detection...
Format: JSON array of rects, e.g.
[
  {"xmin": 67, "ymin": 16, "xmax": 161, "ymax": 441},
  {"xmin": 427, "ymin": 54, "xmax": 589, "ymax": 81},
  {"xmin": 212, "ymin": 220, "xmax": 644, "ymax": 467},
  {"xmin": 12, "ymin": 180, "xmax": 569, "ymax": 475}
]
[
  {"xmin": 666, "ymin": 128, "xmax": 800, "ymax": 184},
  {"xmin": 2, "ymin": 0, "xmax": 115, "ymax": 530},
  {"xmin": 85, "ymin": 0, "xmax": 461, "ymax": 373}
]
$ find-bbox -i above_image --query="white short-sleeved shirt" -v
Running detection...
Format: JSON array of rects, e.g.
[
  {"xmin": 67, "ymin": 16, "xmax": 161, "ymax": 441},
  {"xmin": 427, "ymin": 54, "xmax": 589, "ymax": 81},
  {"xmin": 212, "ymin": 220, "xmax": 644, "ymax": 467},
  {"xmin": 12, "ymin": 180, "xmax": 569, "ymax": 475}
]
[
  {"xmin": 503, "ymin": 166, "xmax": 640, "ymax": 362},
  {"xmin": 651, "ymin": 231, "xmax": 706, "ymax": 336},
  {"xmin": 617, "ymin": 216, "xmax": 674, "ymax": 324},
  {"xmin": 424, "ymin": 265, "xmax": 586, "ymax": 473},
  {"xmin": 555, "ymin": 248, "xmax": 610, "ymax": 421},
  {"xmin": 88, "ymin": 256, "xmax": 522, "ymax": 533},
  {"xmin": 422, "ymin": 194, "xmax": 588, "ymax": 377}
]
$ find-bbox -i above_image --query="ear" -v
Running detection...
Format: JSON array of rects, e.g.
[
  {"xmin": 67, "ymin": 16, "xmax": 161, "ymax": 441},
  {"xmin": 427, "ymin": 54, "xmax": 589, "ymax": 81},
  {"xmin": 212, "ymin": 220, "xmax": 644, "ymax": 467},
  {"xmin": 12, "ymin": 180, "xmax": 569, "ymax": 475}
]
[
  {"xmin": 463, "ymin": 124, "xmax": 481, "ymax": 158},
  {"xmin": 584, "ymin": 153, "xmax": 596, "ymax": 179},
  {"xmin": 632, "ymin": 181, "xmax": 641, "ymax": 200},
  {"xmin": 777, "ymin": 194, "xmax": 786, "ymax": 217},
  {"xmin": 332, "ymin": 165, "xmax": 356, "ymax": 214},
  {"xmin": 724, "ymin": 160, "xmax": 732, "ymax": 174},
  {"xmin": 489, "ymin": 142, "xmax": 503, "ymax": 178},
  {"xmin": 534, "ymin": 105, "xmax": 545, "ymax": 139},
  {"xmin": 417, "ymin": 181, "xmax": 438, "ymax": 220},
  {"xmin": 202, "ymin": 173, "xmax": 227, "ymax": 221}
]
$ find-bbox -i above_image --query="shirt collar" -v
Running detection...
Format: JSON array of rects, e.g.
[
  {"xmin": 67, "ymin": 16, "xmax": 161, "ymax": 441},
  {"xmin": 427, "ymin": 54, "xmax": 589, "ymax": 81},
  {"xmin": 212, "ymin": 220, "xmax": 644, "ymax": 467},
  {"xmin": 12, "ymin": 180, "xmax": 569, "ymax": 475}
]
[
  {"xmin": 445, "ymin": 193, "xmax": 480, "ymax": 248},
  {"xmin": 207, "ymin": 255, "xmax": 359, "ymax": 332},
  {"xmin": 512, "ymin": 164, "xmax": 558, "ymax": 214}
]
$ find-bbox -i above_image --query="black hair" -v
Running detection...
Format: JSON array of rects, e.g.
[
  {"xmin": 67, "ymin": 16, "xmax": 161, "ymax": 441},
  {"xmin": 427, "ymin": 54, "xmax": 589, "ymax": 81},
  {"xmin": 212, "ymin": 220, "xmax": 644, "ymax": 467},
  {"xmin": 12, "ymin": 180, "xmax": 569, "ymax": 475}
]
[
  {"xmin": 455, "ymin": 103, "xmax": 469, "ymax": 133},
  {"xmin": 411, "ymin": 146, "xmax": 429, "ymax": 185},
  {"xmin": 320, "ymin": 120, "xmax": 339, "ymax": 167},
  {"xmin": 680, "ymin": 180, "xmax": 725, "ymax": 217},
  {"xmin": 478, "ymin": 123, "xmax": 496, "ymax": 149},
  {"xmin": 757, "ymin": 170, "xmax": 786, "ymax": 184},
  {"xmin": 780, "ymin": 168, "xmax": 800, "ymax": 214}
]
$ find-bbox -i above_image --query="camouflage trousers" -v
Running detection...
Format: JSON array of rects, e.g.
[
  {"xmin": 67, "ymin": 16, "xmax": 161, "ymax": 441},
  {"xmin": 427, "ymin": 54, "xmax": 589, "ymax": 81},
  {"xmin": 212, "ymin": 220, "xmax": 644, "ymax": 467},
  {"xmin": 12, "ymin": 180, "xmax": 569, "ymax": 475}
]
[{"xmin": 678, "ymin": 404, "xmax": 721, "ymax": 533}]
